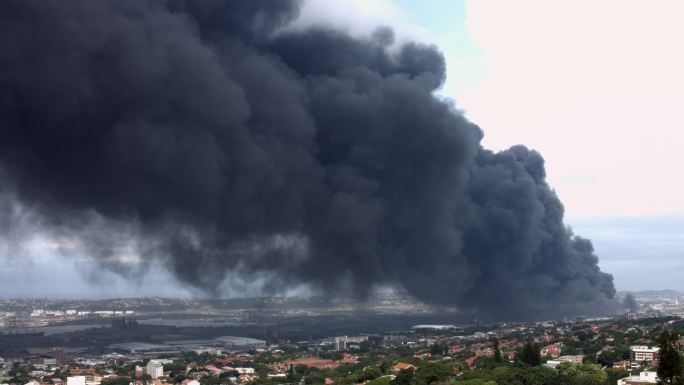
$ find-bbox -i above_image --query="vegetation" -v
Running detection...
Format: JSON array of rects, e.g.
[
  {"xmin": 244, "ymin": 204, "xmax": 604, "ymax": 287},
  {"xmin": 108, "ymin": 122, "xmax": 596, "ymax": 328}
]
[
  {"xmin": 657, "ymin": 330, "xmax": 683, "ymax": 385},
  {"xmin": 518, "ymin": 343, "xmax": 541, "ymax": 366}
]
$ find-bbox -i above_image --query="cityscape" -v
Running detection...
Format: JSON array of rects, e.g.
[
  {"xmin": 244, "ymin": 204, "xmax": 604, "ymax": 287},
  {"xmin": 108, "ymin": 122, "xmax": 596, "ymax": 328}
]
[
  {"xmin": 1, "ymin": 292, "xmax": 684, "ymax": 385},
  {"xmin": 2, "ymin": 1, "xmax": 684, "ymax": 385}
]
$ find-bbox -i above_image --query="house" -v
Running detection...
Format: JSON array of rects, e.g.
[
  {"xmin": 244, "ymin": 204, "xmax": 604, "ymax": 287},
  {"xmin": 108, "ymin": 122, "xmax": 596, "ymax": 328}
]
[
  {"xmin": 203, "ymin": 366, "xmax": 223, "ymax": 376},
  {"xmin": 392, "ymin": 363, "xmax": 416, "ymax": 372},
  {"xmin": 475, "ymin": 348, "xmax": 495, "ymax": 358},
  {"xmin": 541, "ymin": 343, "xmax": 562, "ymax": 358},
  {"xmin": 465, "ymin": 356, "xmax": 478, "ymax": 367},
  {"xmin": 617, "ymin": 371, "xmax": 657, "ymax": 385}
]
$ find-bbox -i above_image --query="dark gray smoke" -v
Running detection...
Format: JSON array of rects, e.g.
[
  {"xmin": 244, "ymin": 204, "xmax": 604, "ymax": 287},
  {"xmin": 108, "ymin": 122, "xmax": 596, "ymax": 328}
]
[
  {"xmin": 622, "ymin": 293, "xmax": 639, "ymax": 312},
  {"xmin": 0, "ymin": 0, "xmax": 616, "ymax": 319}
]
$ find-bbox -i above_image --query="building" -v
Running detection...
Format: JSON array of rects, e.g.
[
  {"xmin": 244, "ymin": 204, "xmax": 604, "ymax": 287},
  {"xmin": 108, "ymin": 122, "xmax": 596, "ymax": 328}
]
[
  {"xmin": 334, "ymin": 337, "xmax": 346, "ymax": 351},
  {"xmin": 617, "ymin": 370, "xmax": 658, "ymax": 385},
  {"xmin": 392, "ymin": 363, "xmax": 416, "ymax": 372},
  {"xmin": 334, "ymin": 336, "xmax": 368, "ymax": 351},
  {"xmin": 557, "ymin": 355, "xmax": 584, "ymax": 364},
  {"xmin": 541, "ymin": 343, "xmax": 562, "ymax": 358},
  {"xmin": 146, "ymin": 360, "xmax": 164, "ymax": 379},
  {"xmin": 630, "ymin": 346, "xmax": 659, "ymax": 365},
  {"xmin": 66, "ymin": 377, "xmax": 86, "ymax": 385}
]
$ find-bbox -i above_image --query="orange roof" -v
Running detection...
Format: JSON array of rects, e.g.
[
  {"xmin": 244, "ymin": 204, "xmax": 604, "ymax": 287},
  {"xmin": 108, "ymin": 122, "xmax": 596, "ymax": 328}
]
[
  {"xmin": 393, "ymin": 362, "xmax": 415, "ymax": 370},
  {"xmin": 286, "ymin": 359, "xmax": 340, "ymax": 369},
  {"xmin": 466, "ymin": 356, "xmax": 478, "ymax": 367}
]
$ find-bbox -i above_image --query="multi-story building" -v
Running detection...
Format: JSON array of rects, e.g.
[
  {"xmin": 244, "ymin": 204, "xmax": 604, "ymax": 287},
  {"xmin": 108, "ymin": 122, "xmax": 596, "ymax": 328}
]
[
  {"xmin": 146, "ymin": 360, "xmax": 164, "ymax": 379},
  {"xmin": 630, "ymin": 346, "xmax": 659, "ymax": 365}
]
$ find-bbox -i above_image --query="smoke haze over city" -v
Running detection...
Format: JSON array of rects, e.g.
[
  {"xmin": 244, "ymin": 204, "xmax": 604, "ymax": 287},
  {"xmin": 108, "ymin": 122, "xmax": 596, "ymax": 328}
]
[{"xmin": 0, "ymin": 0, "xmax": 643, "ymax": 320}]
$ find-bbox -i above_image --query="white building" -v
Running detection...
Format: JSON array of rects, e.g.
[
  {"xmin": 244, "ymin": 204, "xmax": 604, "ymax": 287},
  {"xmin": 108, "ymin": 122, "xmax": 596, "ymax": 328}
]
[
  {"xmin": 235, "ymin": 368, "xmax": 255, "ymax": 375},
  {"xmin": 334, "ymin": 336, "xmax": 368, "ymax": 351},
  {"xmin": 146, "ymin": 360, "xmax": 163, "ymax": 379},
  {"xmin": 67, "ymin": 376, "xmax": 86, "ymax": 385},
  {"xmin": 630, "ymin": 346, "xmax": 659, "ymax": 364},
  {"xmin": 617, "ymin": 370, "xmax": 658, "ymax": 385}
]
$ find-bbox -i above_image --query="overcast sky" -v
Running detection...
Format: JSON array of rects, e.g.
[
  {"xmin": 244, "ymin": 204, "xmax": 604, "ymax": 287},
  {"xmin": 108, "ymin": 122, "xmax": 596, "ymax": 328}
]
[
  {"xmin": 335, "ymin": 0, "xmax": 684, "ymax": 293},
  {"xmin": 2, "ymin": 0, "xmax": 683, "ymax": 297}
]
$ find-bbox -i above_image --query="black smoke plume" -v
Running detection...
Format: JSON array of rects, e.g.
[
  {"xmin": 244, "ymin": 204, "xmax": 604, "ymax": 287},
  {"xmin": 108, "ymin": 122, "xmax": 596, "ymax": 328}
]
[
  {"xmin": 622, "ymin": 293, "xmax": 639, "ymax": 312},
  {"xmin": 0, "ymin": 0, "xmax": 615, "ymax": 319}
]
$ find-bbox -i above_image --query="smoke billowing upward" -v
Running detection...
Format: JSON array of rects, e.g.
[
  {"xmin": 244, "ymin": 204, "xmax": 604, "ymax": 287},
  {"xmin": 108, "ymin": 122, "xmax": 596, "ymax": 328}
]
[
  {"xmin": 0, "ymin": 0, "xmax": 616, "ymax": 319},
  {"xmin": 622, "ymin": 293, "xmax": 639, "ymax": 313}
]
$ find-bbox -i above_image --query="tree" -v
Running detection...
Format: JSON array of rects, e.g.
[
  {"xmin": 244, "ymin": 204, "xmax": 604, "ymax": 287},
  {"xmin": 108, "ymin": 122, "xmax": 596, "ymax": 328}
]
[
  {"xmin": 287, "ymin": 365, "xmax": 300, "ymax": 384},
  {"xmin": 519, "ymin": 342, "xmax": 541, "ymax": 366},
  {"xmin": 556, "ymin": 362, "xmax": 607, "ymax": 385},
  {"xmin": 358, "ymin": 366, "xmax": 382, "ymax": 382},
  {"xmin": 390, "ymin": 369, "xmax": 413, "ymax": 385},
  {"xmin": 365, "ymin": 377, "xmax": 391, "ymax": 385},
  {"xmin": 606, "ymin": 368, "xmax": 630, "ymax": 385},
  {"xmin": 412, "ymin": 362, "xmax": 452, "ymax": 385},
  {"xmin": 492, "ymin": 339, "xmax": 502, "ymax": 363},
  {"xmin": 657, "ymin": 330, "xmax": 683, "ymax": 385},
  {"xmin": 101, "ymin": 377, "xmax": 133, "ymax": 385}
]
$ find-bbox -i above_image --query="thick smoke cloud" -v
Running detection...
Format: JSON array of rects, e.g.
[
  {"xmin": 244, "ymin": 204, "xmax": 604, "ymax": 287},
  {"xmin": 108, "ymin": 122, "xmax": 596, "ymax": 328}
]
[
  {"xmin": 0, "ymin": 0, "xmax": 615, "ymax": 319},
  {"xmin": 622, "ymin": 293, "xmax": 639, "ymax": 312}
]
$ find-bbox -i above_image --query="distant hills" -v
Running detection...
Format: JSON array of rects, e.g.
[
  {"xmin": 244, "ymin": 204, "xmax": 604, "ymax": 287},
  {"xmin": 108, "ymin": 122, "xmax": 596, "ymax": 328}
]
[{"xmin": 617, "ymin": 289, "xmax": 682, "ymax": 297}]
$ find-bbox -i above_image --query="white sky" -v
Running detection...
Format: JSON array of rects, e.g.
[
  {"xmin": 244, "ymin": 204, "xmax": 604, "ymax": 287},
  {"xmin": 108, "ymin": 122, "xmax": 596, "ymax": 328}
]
[{"xmin": 460, "ymin": 0, "xmax": 684, "ymax": 220}]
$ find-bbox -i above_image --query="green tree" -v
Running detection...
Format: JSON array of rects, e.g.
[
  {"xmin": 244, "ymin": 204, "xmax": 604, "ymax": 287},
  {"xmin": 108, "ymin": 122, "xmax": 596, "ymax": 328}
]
[
  {"xmin": 555, "ymin": 362, "xmax": 607, "ymax": 385},
  {"xmin": 519, "ymin": 342, "xmax": 541, "ymax": 366},
  {"xmin": 390, "ymin": 369, "xmax": 413, "ymax": 385},
  {"xmin": 304, "ymin": 370, "xmax": 325, "ymax": 385},
  {"xmin": 657, "ymin": 330, "xmax": 683, "ymax": 385},
  {"xmin": 101, "ymin": 377, "xmax": 133, "ymax": 385},
  {"xmin": 358, "ymin": 366, "xmax": 382, "ymax": 382},
  {"xmin": 492, "ymin": 339, "xmax": 502, "ymax": 363},
  {"xmin": 287, "ymin": 366, "xmax": 300, "ymax": 384},
  {"xmin": 365, "ymin": 377, "xmax": 391, "ymax": 385},
  {"xmin": 606, "ymin": 368, "xmax": 630, "ymax": 385},
  {"xmin": 453, "ymin": 380, "xmax": 496, "ymax": 385},
  {"xmin": 412, "ymin": 362, "xmax": 452, "ymax": 385}
]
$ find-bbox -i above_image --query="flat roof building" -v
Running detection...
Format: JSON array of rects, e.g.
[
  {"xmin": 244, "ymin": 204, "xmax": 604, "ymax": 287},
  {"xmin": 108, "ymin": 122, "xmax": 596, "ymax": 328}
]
[{"xmin": 630, "ymin": 346, "xmax": 659, "ymax": 364}]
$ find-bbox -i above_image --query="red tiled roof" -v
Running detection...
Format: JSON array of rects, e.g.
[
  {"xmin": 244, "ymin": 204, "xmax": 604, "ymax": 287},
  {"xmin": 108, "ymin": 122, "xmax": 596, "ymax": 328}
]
[{"xmin": 393, "ymin": 362, "xmax": 415, "ymax": 370}]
